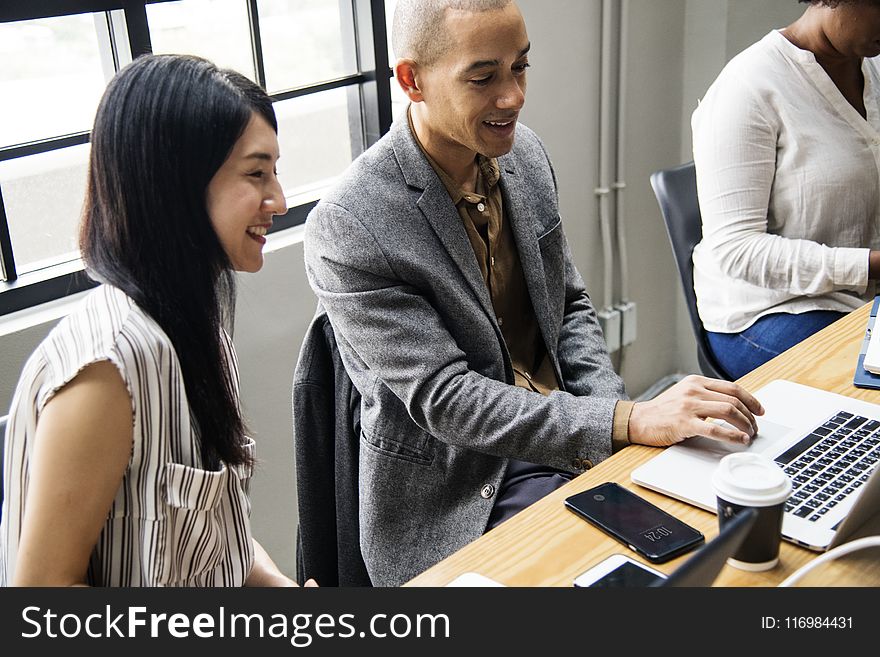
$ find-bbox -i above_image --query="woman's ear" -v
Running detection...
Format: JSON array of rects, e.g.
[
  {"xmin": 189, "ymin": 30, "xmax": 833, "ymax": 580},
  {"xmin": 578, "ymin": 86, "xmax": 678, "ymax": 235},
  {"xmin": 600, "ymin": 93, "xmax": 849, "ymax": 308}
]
[{"xmin": 394, "ymin": 59, "xmax": 424, "ymax": 102}]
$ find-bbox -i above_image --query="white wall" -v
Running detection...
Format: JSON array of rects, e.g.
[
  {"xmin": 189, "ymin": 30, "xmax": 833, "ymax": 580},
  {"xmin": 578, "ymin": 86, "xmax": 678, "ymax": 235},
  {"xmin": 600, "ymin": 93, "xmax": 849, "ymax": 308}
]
[{"xmin": 0, "ymin": 0, "xmax": 808, "ymax": 579}]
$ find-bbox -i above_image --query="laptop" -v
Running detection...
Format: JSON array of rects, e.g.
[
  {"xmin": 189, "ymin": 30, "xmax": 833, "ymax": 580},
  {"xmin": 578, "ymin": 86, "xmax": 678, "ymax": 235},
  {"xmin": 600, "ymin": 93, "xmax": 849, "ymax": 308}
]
[{"xmin": 632, "ymin": 379, "xmax": 880, "ymax": 552}]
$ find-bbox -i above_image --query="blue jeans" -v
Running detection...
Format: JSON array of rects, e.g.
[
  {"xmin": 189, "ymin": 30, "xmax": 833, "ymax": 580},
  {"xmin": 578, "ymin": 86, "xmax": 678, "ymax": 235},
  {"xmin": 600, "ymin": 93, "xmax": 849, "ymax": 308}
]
[{"xmin": 707, "ymin": 310, "xmax": 846, "ymax": 380}]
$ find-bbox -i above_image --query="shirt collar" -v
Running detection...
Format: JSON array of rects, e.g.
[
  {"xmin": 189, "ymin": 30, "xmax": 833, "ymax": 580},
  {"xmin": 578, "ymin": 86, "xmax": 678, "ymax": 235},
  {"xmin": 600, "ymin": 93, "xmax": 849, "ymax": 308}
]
[{"xmin": 407, "ymin": 108, "xmax": 500, "ymax": 203}]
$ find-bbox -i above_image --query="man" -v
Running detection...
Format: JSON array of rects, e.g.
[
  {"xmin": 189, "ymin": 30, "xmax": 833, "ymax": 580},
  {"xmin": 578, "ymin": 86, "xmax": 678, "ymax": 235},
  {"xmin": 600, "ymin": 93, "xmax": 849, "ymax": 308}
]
[{"xmin": 303, "ymin": 0, "xmax": 762, "ymax": 586}]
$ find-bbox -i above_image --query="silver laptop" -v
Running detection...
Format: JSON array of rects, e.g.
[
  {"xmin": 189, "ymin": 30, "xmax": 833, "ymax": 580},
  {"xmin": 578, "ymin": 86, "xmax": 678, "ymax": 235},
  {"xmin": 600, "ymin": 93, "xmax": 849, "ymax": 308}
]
[{"xmin": 631, "ymin": 380, "xmax": 880, "ymax": 551}]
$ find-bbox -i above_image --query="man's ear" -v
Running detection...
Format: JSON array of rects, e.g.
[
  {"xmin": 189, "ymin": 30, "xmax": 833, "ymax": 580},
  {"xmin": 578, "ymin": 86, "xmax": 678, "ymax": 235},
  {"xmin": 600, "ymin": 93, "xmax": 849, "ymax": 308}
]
[{"xmin": 394, "ymin": 59, "xmax": 425, "ymax": 102}]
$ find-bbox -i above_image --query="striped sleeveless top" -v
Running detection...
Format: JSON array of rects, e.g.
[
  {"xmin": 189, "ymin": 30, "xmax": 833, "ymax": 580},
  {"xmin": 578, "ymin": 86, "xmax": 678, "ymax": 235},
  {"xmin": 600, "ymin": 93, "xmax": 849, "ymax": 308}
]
[{"xmin": 0, "ymin": 285, "xmax": 254, "ymax": 586}]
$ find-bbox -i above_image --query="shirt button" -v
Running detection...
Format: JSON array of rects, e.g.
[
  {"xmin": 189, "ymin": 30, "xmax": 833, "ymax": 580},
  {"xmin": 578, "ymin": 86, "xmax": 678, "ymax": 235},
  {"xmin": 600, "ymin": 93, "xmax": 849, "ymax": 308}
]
[
  {"xmin": 480, "ymin": 484, "xmax": 496, "ymax": 499},
  {"xmin": 523, "ymin": 371, "xmax": 532, "ymax": 381},
  {"xmin": 490, "ymin": 256, "xmax": 496, "ymax": 267},
  {"xmin": 582, "ymin": 459, "xmax": 594, "ymax": 470},
  {"xmin": 477, "ymin": 202, "xmax": 486, "ymax": 212},
  {"xmin": 571, "ymin": 458, "xmax": 584, "ymax": 470},
  {"xmin": 497, "ymin": 316, "xmax": 504, "ymax": 326}
]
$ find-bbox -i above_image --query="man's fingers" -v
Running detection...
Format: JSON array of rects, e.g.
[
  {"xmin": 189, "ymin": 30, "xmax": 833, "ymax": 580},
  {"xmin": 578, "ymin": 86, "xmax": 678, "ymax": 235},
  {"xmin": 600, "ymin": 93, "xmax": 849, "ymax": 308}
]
[
  {"xmin": 693, "ymin": 390, "xmax": 759, "ymax": 434},
  {"xmin": 700, "ymin": 378, "xmax": 764, "ymax": 415},
  {"xmin": 697, "ymin": 400, "xmax": 756, "ymax": 438},
  {"xmin": 692, "ymin": 417, "xmax": 751, "ymax": 444}
]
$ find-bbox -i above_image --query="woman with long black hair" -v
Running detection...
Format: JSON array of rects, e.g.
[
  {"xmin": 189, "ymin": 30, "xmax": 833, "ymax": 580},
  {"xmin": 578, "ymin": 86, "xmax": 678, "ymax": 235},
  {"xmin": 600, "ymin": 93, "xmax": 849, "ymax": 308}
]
[{"xmin": 0, "ymin": 54, "xmax": 306, "ymax": 586}]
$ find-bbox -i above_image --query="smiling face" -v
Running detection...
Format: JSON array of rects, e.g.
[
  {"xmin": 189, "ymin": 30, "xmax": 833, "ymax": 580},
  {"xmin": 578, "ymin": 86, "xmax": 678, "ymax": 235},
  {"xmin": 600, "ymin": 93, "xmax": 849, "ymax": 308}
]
[
  {"xmin": 205, "ymin": 113, "xmax": 286, "ymax": 273},
  {"xmin": 407, "ymin": 3, "xmax": 530, "ymax": 168}
]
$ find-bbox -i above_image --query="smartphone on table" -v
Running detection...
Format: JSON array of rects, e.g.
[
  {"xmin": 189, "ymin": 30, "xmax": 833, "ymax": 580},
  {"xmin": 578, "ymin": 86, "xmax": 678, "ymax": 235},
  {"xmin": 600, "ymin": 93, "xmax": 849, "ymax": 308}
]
[
  {"xmin": 564, "ymin": 482, "xmax": 704, "ymax": 563},
  {"xmin": 573, "ymin": 554, "xmax": 666, "ymax": 587}
]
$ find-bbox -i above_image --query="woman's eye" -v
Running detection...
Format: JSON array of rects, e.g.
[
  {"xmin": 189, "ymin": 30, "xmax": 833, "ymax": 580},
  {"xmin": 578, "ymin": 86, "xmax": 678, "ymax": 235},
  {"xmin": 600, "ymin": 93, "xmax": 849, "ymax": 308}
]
[
  {"xmin": 514, "ymin": 62, "xmax": 531, "ymax": 74},
  {"xmin": 470, "ymin": 76, "xmax": 492, "ymax": 86},
  {"xmin": 248, "ymin": 171, "xmax": 264, "ymax": 178}
]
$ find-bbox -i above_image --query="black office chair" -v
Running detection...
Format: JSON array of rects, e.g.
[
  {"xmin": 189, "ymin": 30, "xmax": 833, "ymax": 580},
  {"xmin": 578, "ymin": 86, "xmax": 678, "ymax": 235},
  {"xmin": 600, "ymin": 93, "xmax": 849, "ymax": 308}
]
[
  {"xmin": 292, "ymin": 310, "xmax": 371, "ymax": 587},
  {"xmin": 650, "ymin": 161, "xmax": 730, "ymax": 380}
]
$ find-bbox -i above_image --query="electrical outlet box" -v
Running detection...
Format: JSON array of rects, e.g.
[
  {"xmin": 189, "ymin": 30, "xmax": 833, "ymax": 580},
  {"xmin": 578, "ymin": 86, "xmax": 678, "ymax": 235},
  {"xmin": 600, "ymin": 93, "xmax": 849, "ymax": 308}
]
[
  {"xmin": 618, "ymin": 301, "xmax": 637, "ymax": 347},
  {"xmin": 597, "ymin": 307, "xmax": 621, "ymax": 353}
]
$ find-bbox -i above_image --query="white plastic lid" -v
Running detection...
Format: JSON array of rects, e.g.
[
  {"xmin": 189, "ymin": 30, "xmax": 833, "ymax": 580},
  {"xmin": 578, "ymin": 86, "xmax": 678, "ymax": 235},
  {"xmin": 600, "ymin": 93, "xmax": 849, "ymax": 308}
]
[{"xmin": 711, "ymin": 452, "xmax": 792, "ymax": 507}]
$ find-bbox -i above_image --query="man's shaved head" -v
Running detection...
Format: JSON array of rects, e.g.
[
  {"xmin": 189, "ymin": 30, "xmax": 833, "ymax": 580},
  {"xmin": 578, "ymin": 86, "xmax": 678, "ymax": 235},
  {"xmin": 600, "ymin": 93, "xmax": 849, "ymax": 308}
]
[{"xmin": 392, "ymin": 0, "xmax": 513, "ymax": 65}]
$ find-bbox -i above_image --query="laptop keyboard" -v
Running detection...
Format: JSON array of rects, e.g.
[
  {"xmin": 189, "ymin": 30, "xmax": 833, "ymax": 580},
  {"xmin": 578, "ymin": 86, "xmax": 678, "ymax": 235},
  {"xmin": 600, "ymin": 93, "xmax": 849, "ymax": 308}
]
[{"xmin": 775, "ymin": 412, "xmax": 880, "ymax": 523}]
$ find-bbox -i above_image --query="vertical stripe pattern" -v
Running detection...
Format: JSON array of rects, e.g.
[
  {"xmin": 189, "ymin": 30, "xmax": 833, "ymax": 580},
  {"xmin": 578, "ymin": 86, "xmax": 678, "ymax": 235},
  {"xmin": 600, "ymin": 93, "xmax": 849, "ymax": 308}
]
[{"xmin": 0, "ymin": 285, "xmax": 254, "ymax": 586}]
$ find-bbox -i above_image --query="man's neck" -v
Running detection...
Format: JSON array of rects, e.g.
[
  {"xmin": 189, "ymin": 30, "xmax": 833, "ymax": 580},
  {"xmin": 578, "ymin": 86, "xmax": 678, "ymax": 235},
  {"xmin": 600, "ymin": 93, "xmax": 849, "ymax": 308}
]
[{"xmin": 409, "ymin": 105, "xmax": 480, "ymax": 192}]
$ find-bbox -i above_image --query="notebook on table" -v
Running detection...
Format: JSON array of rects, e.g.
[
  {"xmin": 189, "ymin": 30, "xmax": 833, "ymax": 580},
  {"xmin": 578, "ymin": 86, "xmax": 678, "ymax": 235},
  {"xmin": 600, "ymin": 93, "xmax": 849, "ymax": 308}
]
[
  {"xmin": 854, "ymin": 295, "xmax": 880, "ymax": 388},
  {"xmin": 631, "ymin": 380, "xmax": 880, "ymax": 552}
]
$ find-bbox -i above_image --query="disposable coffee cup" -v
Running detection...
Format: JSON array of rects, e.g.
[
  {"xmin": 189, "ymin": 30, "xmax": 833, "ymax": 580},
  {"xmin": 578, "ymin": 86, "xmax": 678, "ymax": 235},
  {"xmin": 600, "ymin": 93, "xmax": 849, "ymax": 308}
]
[{"xmin": 712, "ymin": 452, "xmax": 792, "ymax": 571}]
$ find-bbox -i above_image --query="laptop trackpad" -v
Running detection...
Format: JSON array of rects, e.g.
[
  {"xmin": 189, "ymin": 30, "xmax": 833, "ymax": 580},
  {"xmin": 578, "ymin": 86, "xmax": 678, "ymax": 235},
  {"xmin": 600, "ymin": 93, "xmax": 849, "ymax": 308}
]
[
  {"xmin": 685, "ymin": 418, "xmax": 793, "ymax": 458},
  {"xmin": 631, "ymin": 418, "xmax": 795, "ymax": 512}
]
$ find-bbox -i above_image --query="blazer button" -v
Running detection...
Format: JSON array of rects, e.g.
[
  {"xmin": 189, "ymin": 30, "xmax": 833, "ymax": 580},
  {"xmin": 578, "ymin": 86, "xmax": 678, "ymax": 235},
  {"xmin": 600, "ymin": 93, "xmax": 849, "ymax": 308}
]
[
  {"xmin": 571, "ymin": 458, "xmax": 583, "ymax": 470},
  {"xmin": 582, "ymin": 459, "xmax": 594, "ymax": 470},
  {"xmin": 480, "ymin": 484, "xmax": 496, "ymax": 499}
]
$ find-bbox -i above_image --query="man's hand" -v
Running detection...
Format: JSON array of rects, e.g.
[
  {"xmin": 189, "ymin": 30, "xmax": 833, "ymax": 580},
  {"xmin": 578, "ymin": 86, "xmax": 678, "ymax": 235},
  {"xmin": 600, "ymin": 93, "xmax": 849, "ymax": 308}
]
[{"xmin": 628, "ymin": 375, "xmax": 764, "ymax": 447}]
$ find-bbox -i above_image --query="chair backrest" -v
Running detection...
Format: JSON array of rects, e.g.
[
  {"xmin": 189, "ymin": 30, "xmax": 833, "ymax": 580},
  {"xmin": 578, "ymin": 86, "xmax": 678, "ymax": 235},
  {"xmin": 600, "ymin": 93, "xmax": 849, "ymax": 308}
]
[
  {"xmin": 292, "ymin": 310, "xmax": 371, "ymax": 587},
  {"xmin": 650, "ymin": 161, "xmax": 729, "ymax": 380}
]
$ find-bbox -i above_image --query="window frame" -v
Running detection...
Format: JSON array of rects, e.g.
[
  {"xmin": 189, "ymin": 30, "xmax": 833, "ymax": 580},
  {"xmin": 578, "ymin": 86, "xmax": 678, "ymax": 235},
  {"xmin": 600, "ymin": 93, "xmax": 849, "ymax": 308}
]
[{"xmin": 0, "ymin": 0, "xmax": 394, "ymax": 315}]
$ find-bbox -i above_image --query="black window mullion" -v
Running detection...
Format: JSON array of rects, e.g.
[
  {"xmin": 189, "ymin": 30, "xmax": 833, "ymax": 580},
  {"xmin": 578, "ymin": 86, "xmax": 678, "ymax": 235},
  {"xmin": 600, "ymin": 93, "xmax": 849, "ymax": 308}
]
[
  {"xmin": 269, "ymin": 74, "xmax": 367, "ymax": 103},
  {"xmin": 370, "ymin": 0, "xmax": 392, "ymax": 137},
  {"xmin": 341, "ymin": 0, "xmax": 365, "ymax": 156},
  {"xmin": 351, "ymin": 0, "xmax": 392, "ymax": 147},
  {"xmin": 0, "ymin": 132, "xmax": 91, "ymax": 163},
  {"xmin": 103, "ymin": 9, "xmax": 122, "ymax": 72},
  {"xmin": 123, "ymin": 0, "xmax": 152, "ymax": 57},
  {"xmin": 0, "ymin": 188, "xmax": 18, "ymax": 283},
  {"xmin": 0, "ymin": 1, "xmax": 124, "ymax": 23},
  {"xmin": 246, "ymin": 0, "xmax": 267, "ymax": 88},
  {"xmin": 267, "ymin": 201, "xmax": 317, "ymax": 235},
  {"xmin": 0, "ymin": 271, "xmax": 99, "ymax": 316}
]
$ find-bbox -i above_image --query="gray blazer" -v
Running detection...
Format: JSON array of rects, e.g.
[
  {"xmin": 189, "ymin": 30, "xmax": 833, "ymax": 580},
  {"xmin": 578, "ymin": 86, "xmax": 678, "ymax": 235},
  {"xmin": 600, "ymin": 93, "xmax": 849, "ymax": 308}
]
[{"xmin": 304, "ymin": 118, "xmax": 626, "ymax": 586}]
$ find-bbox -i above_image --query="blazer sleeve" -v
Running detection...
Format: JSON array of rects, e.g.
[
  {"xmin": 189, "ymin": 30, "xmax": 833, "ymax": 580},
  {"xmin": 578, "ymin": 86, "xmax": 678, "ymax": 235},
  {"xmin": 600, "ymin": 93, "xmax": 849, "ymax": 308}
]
[{"xmin": 304, "ymin": 201, "xmax": 618, "ymax": 471}]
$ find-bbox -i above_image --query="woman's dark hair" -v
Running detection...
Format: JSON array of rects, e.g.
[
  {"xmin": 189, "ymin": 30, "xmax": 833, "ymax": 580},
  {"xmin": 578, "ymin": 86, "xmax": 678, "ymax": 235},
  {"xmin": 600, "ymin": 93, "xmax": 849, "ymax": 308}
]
[{"xmin": 81, "ymin": 54, "xmax": 277, "ymax": 469}]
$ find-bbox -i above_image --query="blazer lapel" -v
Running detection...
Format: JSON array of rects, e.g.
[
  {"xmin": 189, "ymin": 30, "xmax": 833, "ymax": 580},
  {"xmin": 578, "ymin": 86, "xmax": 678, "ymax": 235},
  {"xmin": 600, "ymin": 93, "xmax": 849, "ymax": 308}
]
[
  {"xmin": 392, "ymin": 121, "xmax": 496, "ymax": 320},
  {"xmin": 499, "ymin": 159, "xmax": 559, "ymax": 351}
]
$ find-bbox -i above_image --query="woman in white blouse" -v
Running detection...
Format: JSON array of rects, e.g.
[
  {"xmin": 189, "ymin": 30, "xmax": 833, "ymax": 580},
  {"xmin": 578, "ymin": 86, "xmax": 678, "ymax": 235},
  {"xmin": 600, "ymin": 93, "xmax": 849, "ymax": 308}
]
[
  {"xmin": 0, "ymin": 55, "xmax": 312, "ymax": 586},
  {"xmin": 692, "ymin": 0, "xmax": 880, "ymax": 379}
]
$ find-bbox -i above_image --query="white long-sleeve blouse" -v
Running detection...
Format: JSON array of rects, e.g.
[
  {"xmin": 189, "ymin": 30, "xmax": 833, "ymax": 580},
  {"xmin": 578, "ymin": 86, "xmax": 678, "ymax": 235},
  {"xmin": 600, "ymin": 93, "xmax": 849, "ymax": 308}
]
[{"xmin": 692, "ymin": 29, "xmax": 880, "ymax": 333}]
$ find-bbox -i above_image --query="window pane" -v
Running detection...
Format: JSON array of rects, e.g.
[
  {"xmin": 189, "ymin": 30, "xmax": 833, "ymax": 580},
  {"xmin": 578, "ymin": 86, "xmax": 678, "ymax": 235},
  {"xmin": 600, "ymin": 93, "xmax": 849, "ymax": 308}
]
[
  {"xmin": 274, "ymin": 88, "xmax": 358, "ymax": 205},
  {"xmin": 147, "ymin": 0, "xmax": 256, "ymax": 81},
  {"xmin": 258, "ymin": 0, "xmax": 357, "ymax": 93},
  {"xmin": 384, "ymin": 0, "xmax": 409, "ymax": 122},
  {"xmin": 0, "ymin": 145, "xmax": 90, "ymax": 274},
  {"xmin": 0, "ymin": 14, "xmax": 107, "ymax": 147},
  {"xmin": 385, "ymin": 0, "xmax": 397, "ymax": 63}
]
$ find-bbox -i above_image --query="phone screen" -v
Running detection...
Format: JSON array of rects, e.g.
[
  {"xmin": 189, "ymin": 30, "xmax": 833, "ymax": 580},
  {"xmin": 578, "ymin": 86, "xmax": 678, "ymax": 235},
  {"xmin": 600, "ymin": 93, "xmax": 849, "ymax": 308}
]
[
  {"xmin": 565, "ymin": 482, "xmax": 704, "ymax": 563},
  {"xmin": 590, "ymin": 561, "xmax": 663, "ymax": 587}
]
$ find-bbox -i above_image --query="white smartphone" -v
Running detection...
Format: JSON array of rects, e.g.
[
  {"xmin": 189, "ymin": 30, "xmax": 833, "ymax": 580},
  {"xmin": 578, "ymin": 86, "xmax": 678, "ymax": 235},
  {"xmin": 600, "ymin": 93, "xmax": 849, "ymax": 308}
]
[
  {"xmin": 445, "ymin": 572, "xmax": 506, "ymax": 587},
  {"xmin": 573, "ymin": 554, "xmax": 667, "ymax": 588}
]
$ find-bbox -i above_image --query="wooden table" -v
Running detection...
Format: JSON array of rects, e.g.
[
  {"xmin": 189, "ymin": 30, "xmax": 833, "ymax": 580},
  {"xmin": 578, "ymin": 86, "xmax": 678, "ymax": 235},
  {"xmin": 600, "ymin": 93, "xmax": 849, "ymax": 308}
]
[{"xmin": 406, "ymin": 303, "xmax": 880, "ymax": 587}]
